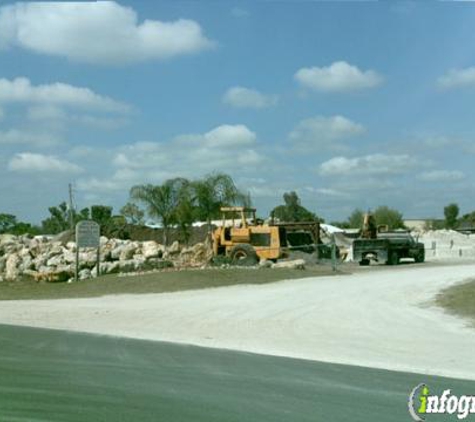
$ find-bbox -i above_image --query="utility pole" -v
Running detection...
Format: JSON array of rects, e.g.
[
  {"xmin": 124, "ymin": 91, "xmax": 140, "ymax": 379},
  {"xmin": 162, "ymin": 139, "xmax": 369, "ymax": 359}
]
[{"xmin": 68, "ymin": 183, "xmax": 75, "ymax": 231}]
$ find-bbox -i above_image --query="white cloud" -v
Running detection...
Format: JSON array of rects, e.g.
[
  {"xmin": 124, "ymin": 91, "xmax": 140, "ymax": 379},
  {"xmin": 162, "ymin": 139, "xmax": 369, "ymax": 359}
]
[
  {"xmin": 8, "ymin": 152, "xmax": 83, "ymax": 173},
  {"xmin": 437, "ymin": 67, "xmax": 475, "ymax": 89},
  {"xmin": 201, "ymin": 124, "xmax": 256, "ymax": 147},
  {"xmin": 27, "ymin": 105, "xmax": 128, "ymax": 130},
  {"xmin": 294, "ymin": 61, "xmax": 383, "ymax": 92},
  {"xmin": 0, "ymin": 2, "xmax": 214, "ymax": 65},
  {"xmin": 0, "ymin": 129, "xmax": 61, "ymax": 146},
  {"xmin": 223, "ymin": 86, "xmax": 278, "ymax": 109},
  {"xmin": 289, "ymin": 115, "xmax": 365, "ymax": 149},
  {"xmin": 319, "ymin": 154, "xmax": 417, "ymax": 176},
  {"xmin": 79, "ymin": 124, "xmax": 263, "ymax": 193},
  {"xmin": 0, "ymin": 77, "xmax": 130, "ymax": 113},
  {"xmin": 418, "ymin": 170, "xmax": 465, "ymax": 182}
]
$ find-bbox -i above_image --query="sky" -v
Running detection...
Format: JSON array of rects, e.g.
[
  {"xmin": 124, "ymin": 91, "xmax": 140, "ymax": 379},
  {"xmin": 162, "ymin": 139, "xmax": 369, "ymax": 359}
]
[{"xmin": 1, "ymin": 0, "xmax": 475, "ymax": 224}]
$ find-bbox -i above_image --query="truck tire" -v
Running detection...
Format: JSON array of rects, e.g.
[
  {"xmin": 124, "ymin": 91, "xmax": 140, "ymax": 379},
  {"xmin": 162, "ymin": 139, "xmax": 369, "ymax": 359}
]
[
  {"xmin": 415, "ymin": 251, "xmax": 425, "ymax": 263},
  {"xmin": 359, "ymin": 259, "xmax": 370, "ymax": 266},
  {"xmin": 387, "ymin": 250, "xmax": 399, "ymax": 266},
  {"xmin": 230, "ymin": 244, "xmax": 258, "ymax": 266}
]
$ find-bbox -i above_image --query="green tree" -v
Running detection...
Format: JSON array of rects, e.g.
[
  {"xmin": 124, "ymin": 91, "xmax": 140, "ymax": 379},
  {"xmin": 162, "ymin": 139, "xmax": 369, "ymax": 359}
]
[
  {"xmin": 459, "ymin": 211, "xmax": 475, "ymax": 229},
  {"xmin": 175, "ymin": 184, "xmax": 195, "ymax": 243},
  {"xmin": 444, "ymin": 203, "xmax": 459, "ymax": 229},
  {"xmin": 41, "ymin": 202, "xmax": 90, "ymax": 234},
  {"xmin": 120, "ymin": 202, "xmax": 145, "ymax": 225},
  {"xmin": 373, "ymin": 206, "xmax": 405, "ymax": 230},
  {"xmin": 191, "ymin": 173, "xmax": 246, "ymax": 229},
  {"xmin": 41, "ymin": 202, "xmax": 70, "ymax": 234},
  {"xmin": 130, "ymin": 178, "xmax": 189, "ymax": 245},
  {"xmin": 0, "ymin": 214, "xmax": 40, "ymax": 235},
  {"xmin": 91, "ymin": 205, "xmax": 113, "ymax": 227},
  {"xmin": 271, "ymin": 191, "xmax": 320, "ymax": 222},
  {"xmin": 0, "ymin": 213, "xmax": 17, "ymax": 234},
  {"xmin": 347, "ymin": 209, "xmax": 365, "ymax": 229}
]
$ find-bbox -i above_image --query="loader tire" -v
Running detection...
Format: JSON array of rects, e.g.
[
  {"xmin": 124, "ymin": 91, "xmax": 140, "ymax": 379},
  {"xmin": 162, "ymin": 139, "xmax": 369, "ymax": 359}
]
[{"xmin": 230, "ymin": 244, "xmax": 258, "ymax": 266}]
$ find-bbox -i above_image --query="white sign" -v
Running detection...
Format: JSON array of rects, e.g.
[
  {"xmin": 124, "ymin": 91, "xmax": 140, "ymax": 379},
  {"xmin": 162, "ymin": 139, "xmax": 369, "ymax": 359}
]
[{"xmin": 76, "ymin": 220, "xmax": 100, "ymax": 248}]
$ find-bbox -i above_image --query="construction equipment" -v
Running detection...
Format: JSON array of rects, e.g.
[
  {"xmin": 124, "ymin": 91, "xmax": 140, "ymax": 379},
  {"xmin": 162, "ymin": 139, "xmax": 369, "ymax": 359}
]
[
  {"xmin": 212, "ymin": 207, "xmax": 321, "ymax": 264},
  {"xmin": 353, "ymin": 212, "xmax": 425, "ymax": 265}
]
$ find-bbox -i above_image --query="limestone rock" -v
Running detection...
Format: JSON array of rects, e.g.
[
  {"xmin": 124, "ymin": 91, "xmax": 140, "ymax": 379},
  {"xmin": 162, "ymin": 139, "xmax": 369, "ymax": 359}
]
[
  {"xmin": 5, "ymin": 253, "xmax": 20, "ymax": 280},
  {"xmin": 271, "ymin": 259, "xmax": 306, "ymax": 270}
]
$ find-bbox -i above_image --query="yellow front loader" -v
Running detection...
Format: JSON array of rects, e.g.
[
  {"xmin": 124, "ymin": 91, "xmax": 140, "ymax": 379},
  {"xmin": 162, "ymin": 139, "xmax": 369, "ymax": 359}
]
[{"xmin": 212, "ymin": 207, "xmax": 320, "ymax": 264}]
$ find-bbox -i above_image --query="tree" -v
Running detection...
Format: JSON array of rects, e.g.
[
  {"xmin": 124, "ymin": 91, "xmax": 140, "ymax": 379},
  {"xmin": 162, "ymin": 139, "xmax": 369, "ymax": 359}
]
[
  {"xmin": 459, "ymin": 211, "xmax": 475, "ymax": 229},
  {"xmin": 373, "ymin": 206, "xmax": 405, "ymax": 230},
  {"xmin": 175, "ymin": 184, "xmax": 195, "ymax": 243},
  {"xmin": 347, "ymin": 209, "xmax": 365, "ymax": 229},
  {"xmin": 120, "ymin": 202, "xmax": 145, "ymax": 225},
  {"xmin": 41, "ymin": 202, "xmax": 70, "ymax": 234},
  {"xmin": 0, "ymin": 213, "xmax": 17, "ymax": 234},
  {"xmin": 91, "ymin": 205, "xmax": 113, "ymax": 228},
  {"xmin": 444, "ymin": 203, "xmax": 459, "ymax": 229},
  {"xmin": 130, "ymin": 178, "xmax": 189, "ymax": 245},
  {"xmin": 0, "ymin": 213, "xmax": 40, "ymax": 235},
  {"xmin": 271, "ymin": 191, "xmax": 320, "ymax": 222},
  {"xmin": 41, "ymin": 202, "xmax": 89, "ymax": 234},
  {"xmin": 191, "ymin": 173, "xmax": 246, "ymax": 229}
]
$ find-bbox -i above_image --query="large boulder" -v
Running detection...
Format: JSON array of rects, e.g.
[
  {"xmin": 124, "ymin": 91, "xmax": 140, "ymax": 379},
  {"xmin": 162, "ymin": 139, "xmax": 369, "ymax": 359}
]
[
  {"xmin": 119, "ymin": 243, "xmax": 138, "ymax": 261},
  {"xmin": 47, "ymin": 254, "xmax": 64, "ymax": 268},
  {"xmin": 271, "ymin": 259, "xmax": 306, "ymax": 270},
  {"xmin": 142, "ymin": 241, "xmax": 164, "ymax": 259},
  {"xmin": 0, "ymin": 234, "xmax": 17, "ymax": 247},
  {"xmin": 168, "ymin": 241, "xmax": 181, "ymax": 255},
  {"xmin": 5, "ymin": 253, "xmax": 20, "ymax": 280}
]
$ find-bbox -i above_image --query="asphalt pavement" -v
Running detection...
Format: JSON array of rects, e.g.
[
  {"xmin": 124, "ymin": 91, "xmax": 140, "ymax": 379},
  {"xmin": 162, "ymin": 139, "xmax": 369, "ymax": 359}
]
[{"xmin": 0, "ymin": 324, "xmax": 473, "ymax": 422}]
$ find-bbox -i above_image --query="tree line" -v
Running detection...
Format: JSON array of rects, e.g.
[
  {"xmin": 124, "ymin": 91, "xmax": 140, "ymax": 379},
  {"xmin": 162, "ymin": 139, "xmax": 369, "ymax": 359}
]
[{"xmin": 2, "ymin": 172, "xmax": 473, "ymax": 241}]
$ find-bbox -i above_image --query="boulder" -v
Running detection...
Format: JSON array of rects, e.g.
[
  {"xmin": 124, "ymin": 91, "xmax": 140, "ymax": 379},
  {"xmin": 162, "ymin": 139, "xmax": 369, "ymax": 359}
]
[
  {"xmin": 79, "ymin": 268, "xmax": 92, "ymax": 280},
  {"xmin": 5, "ymin": 253, "xmax": 20, "ymax": 280},
  {"xmin": 119, "ymin": 243, "xmax": 138, "ymax": 261},
  {"xmin": 99, "ymin": 261, "xmax": 121, "ymax": 275},
  {"xmin": 51, "ymin": 230, "xmax": 74, "ymax": 245},
  {"xmin": 47, "ymin": 254, "xmax": 64, "ymax": 267},
  {"xmin": 271, "ymin": 259, "xmax": 306, "ymax": 270},
  {"xmin": 0, "ymin": 234, "xmax": 17, "ymax": 247},
  {"xmin": 168, "ymin": 241, "xmax": 181, "ymax": 255},
  {"xmin": 259, "ymin": 258, "xmax": 272, "ymax": 268},
  {"xmin": 142, "ymin": 241, "xmax": 164, "ymax": 259}
]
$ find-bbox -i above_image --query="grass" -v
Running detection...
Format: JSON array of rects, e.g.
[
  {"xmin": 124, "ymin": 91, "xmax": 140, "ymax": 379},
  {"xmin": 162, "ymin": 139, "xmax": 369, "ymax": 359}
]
[
  {"xmin": 436, "ymin": 279, "xmax": 475, "ymax": 324},
  {"xmin": 0, "ymin": 265, "xmax": 343, "ymax": 301}
]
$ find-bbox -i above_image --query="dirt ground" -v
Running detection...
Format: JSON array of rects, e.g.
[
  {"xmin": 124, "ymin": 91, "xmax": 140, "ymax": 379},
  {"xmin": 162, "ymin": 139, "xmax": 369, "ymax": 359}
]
[{"xmin": 1, "ymin": 262, "xmax": 475, "ymax": 380}]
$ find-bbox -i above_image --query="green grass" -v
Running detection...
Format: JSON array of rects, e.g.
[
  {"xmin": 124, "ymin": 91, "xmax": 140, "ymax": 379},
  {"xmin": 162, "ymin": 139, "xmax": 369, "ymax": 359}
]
[
  {"xmin": 436, "ymin": 279, "xmax": 475, "ymax": 325},
  {"xmin": 0, "ymin": 266, "xmax": 343, "ymax": 301}
]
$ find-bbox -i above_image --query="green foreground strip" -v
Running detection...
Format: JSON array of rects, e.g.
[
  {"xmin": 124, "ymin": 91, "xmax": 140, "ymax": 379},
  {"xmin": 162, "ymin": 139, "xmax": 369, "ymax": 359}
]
[
  {"xmin": 0, "ymin": 266, "xmax": 341, "ymax": 300},
  {"xmin": 0, "ymin": 325, "xmax": 473, "ymax": 422}
]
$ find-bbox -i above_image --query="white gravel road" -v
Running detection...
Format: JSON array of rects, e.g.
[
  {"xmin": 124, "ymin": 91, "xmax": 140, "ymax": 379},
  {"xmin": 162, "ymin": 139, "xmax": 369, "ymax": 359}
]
[{"xmin": 1, "ymin": 263, "xmax": 475, "ymax": 380}]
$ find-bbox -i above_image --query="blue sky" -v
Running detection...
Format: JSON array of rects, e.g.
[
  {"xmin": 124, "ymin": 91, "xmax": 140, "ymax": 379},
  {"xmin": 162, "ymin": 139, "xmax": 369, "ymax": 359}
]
[{"xmin": 1, "ymin": 1, "xmax": 475, "ymax": 224}]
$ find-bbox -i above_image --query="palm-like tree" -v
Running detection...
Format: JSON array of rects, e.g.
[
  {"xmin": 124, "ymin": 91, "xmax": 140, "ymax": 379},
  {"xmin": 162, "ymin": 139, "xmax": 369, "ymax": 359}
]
[
  {"xmin": 130, "ymin": 178, "xmax": 189, "ymax": 245},
  {"xmin": 191, "ymin": 173, "xmax": 247, "ymax": 231}
]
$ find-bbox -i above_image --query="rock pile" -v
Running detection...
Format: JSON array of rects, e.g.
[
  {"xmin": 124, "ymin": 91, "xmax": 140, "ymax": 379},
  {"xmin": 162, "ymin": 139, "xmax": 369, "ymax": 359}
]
[{"xmin": 0, "ymin": 234, "xmax": 213, "ymax": 282}]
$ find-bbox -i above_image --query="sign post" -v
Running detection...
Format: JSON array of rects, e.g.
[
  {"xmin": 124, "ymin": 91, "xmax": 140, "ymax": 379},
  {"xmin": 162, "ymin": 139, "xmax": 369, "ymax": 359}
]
[{"xmin": 75, "ymin": 220, "xmax": 100, "ymax": 282}]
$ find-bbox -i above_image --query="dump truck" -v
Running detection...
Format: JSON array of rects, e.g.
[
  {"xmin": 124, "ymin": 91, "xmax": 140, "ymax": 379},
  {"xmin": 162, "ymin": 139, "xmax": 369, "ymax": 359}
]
[
  {"xmin": 353, "ymin": 231, "xmax": 425, "ymax": 266},
  {"xmin": 212, "ymin": 207, "xmax": 321, "ymax": 264}
]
